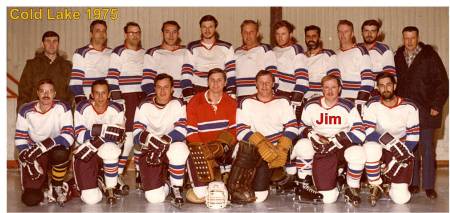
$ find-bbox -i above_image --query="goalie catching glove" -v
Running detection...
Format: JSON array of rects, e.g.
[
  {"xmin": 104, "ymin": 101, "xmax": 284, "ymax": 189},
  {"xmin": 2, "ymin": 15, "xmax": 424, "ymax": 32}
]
[
  {"xmin": 378, "ymin": 132, "xmax": 413, "ymax": 162},
  {"xmin": 139, "ymin": 131, "xmax": 171, "ymax": 166},
  {"xmin": 268, "ymin": 136, "xmax": 292, "ymax": 169},
  {"xmin": 18, "ymin": 138, "xmax": 57, "ymax": 164},
  {"xmin": 91, "ymin": 124, "xmax": 125, "ymax": 142},
  {"xmin": 248, "ymin": 132, "xmax": 278, "ymax": 163}
]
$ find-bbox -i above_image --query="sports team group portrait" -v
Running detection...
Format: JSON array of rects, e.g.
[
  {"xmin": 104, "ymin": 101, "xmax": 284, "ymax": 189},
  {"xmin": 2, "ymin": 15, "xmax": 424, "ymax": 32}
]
[{"xmin": 6, "ymin": 6, "xmax": 449, "ymax": 212}]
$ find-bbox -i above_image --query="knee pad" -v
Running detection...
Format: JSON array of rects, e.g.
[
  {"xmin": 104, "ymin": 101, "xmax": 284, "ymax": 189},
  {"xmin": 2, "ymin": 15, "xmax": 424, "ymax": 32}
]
[
  {"xmin": 319, "ymin": 187, "xmax": 339, "ymax": 203},
  {"xmin": 363, "ymin": 142, "xmax": 382, "ymax": 162},
  {"xmin": 344, "ymin": 145, "xmax": 366, "ymax": 170},
  {"xmin": 389, "ymin": 183, "xmax": 411, "ymax": 204},
  {"xmin": 49, "ymin": 146, "xmax": 70, "ymax": 164},
  {"xmin": 98, "ymin": 142, "xmax": 121, "ymax": 161},
  {"xmin": 291, "ymin": 138, "xmax": 315, "ymax": 160},
  {"xmin": 254, "ymin": 190, "xmax": 269, "ymax": 203},
  {"xmin": 167, "ymin": 142, "xmax": 190, "ymax": 165},
  {"xmin": 21, "ymin": 188, "xmax": 43, "ymax": 206},
  {"xmin": 80, "ymin": 187, "xmax": 103, "ymax": 205},
  {"xmin": 192, "ymin": 185, "xmax": 208, "ymax": 199},
  {"xmin": 144, "ymin": 186, "xmax": 167, "ymax": 203}
]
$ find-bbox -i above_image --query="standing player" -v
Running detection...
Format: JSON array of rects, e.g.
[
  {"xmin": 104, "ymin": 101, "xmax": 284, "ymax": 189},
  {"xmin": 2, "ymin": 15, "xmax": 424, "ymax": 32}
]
[
  {"xmin": 235, "ymin": 20, "xmax": 278, "ymax": 101},
  {"xmin": 185, "ymin": 68, "xmax": 237, "ymax": 204},
  {"xmin": 228, "ymin": 70, "xmax": 297, "ymax": 204},
  {"xmin": 73, "ymin": 80, "xmax": 126, "ymax": 205},
  {"xmin": 106, "ymin": 22, "xmax": 146, "ymax": 193},
  {"xmin": 303, "ymin": 25, "xmax": 340, "ymax": 100},
  {"xmin": 181, "ymin": 15, "xmax": 236, "ymax": 101},
  {"xmin": 134, "ymin": 73, "xmax": 188, "ymax": 207},
  {"xmin": 294, "ymin": 74, "xmax": 365, "ymax": 204},
  {"xmin": 142, "ymin": 21, "xmax": 186, "ymax": 99},
  {"xmin": 336, "ymin": 20, "xmax": 374, "ymax": 114},
  {"xmin": 15, "ymin": 79, "xmax": 74, "ymax": 206},
  {"xmin": 360, "ymin": 72, "xmax": 419, "ymax": 206},
  {"xmin": 70, "ymin": 20, "xmax": 112, "ymax": 104},
  {"xmin": 272, "ymin": 20, "xmax": 308, "ymax": 120}
]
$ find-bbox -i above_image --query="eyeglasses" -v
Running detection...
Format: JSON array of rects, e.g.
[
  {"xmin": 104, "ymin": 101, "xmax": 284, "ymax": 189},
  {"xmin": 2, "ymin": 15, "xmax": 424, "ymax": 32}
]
[{"xmin": 127, "ymin": 31, "xmax": 141, "ymax": 35}]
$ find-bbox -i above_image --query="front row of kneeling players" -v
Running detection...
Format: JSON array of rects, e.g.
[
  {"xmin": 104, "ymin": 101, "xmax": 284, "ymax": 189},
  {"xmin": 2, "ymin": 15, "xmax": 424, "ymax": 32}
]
[{"xmin": 15, "ymin": 69, "xmax": 418, "ymax": 207}]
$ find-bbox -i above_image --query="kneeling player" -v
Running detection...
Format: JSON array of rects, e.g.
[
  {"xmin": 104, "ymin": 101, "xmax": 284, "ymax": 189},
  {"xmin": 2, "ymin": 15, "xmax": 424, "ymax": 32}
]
[
  {"xmin": 133, "ymin": 74, "xmax": 189, "ymax": 207},
  {"xmin": 360, "ymin": 73, "xmax": 419, "ymax": 205},
  {"xmin": 15, "ymin": 79, "xmax": 74, "ymax": 206},
  {"xmin": 228, "ymin": 70, "xmax": 297, "ymax": 204},
  {"xmin": 73, "ymin": 80, "xmax": 126, "ymax": 205},
  {"xmin": 294, "ymin": 74, "xmax": 365, "ymax": 204},
  {"xmin": 184, "ymin": 68, "xmax": 237, "ymax": 204}
]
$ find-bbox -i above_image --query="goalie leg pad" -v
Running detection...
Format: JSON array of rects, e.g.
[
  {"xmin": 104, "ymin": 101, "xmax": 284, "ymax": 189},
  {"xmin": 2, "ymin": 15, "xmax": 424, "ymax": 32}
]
[
  {"xmin": 187, "ymin": 142, "xmax": 216, "ymax": 183},
  {"xmin": 80, "ymin": 187, "xmax": 102, "ymax": 205},
  {"xmin": 22, "ymin": 188, "xmax": 44, "ymax": 206},
  {"xmin": 253, "ymin": 162, "xmax": 272, "ymax": 191}
]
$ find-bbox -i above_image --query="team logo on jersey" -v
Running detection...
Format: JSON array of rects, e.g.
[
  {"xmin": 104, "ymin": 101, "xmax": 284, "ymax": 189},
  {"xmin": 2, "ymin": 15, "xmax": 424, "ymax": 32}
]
[{"xmin": 315, "ymin": 113, "xmax": 341, "ymax": 125}]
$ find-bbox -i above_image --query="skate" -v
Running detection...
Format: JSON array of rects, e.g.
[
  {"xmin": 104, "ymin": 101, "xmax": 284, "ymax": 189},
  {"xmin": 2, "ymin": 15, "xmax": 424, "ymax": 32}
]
[
  {"xmin": 105, "ymin": 188, "xmax": 117, "ymax": 205},
  {"xmin": 293, "ymin": 176, "xmax": 323, "ymax": 205},
  {"xmin": 368, "ymin": 184, "xmax": 383, "ymax": 207},
  {"xmin": 344, "ymin": 186, "xmax": 361, "ymax": 207},
  {"xmin": 274, "ymin": 174, "xmax": 296, "ymax": 195},
  {"xmin": 170, "ymin": 185, "xmax": 184, "ymax": 208},
  {"xmin": 114, "ymin": 174, "xmax": 130, "ymax": 196},
  {"xmin": 135, "ymin": 171, "xmax": 143, "ymax": 191},
  {"xmin": 48, "ymin": 182, "xmax": 69, "ymax": 206}
]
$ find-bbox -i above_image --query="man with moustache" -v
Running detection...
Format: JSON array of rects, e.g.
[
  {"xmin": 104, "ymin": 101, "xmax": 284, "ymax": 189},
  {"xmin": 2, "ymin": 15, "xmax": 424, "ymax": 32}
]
[
  {"xmin": 181, "ymin": 15, "xmax": 236, "ymax": 102},
  {"xmin": 142, "ymin": 21, "xmax": 186, "ymax": 99},
  {"xmin": 70, "ymin": 20, "xmax": 112, "ymax": 104},
  {"xmin": 336, "ymin": 20, "xmax": 374, "ymax": 115},
  {"xmin": 394, "ymin": 26, "xmax": 448, "ymax": 199},
  {"xmin": 303, "ymin": 25, "xmax": 340, "ymax": 102},
  {"xmin": 18, "ymin": 31, "xmax": 73, "ymax": 112},
  {"xmin": 229, "ymin": 70, "xmax": 297, "ymax": 204},
  {"xmin": 360, "ymin": 73, "xmax": 419, "ymax": 206},
  {"xmin": 235, "ymin": 20, "xmax": 278, "ymax": 101},
  {"xmin": 15, "ymin": 79, "xmax": 74, "ymax": 206},
  {"xmin": 106, "ymin": 21, "xmax": 146, "ymax": 195},
  {"xmin": 294, "ymin": 74, "xmax": 365, "ymax": 205}
]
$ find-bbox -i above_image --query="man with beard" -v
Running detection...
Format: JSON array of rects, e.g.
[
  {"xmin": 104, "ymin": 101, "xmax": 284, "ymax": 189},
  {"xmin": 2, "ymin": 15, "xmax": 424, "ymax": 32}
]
[
  {"xmin": 303, "ymin": 25, "xmax": 340, "ymax": 100},
  {"xmin": 70, "ymin": 20, "xmax": 112, "ymax": 104},
  {"xmin": 15, "ymin": 79, "xmax": 74, "ymax": 206},
  {"xmin": 18, "ymin": 31, "xmax": 73, "ymax": 112},
  {"xmin": 358, "ymin": 19, "xmax": 395, "ymax": 96},
  {"xmin": 394, "ymin": 26, "xmax": 448, "ymax": 199},
  {"xmin": 181, "ymin": 15, "xmax": 236, "ymax": 102},
  {"xmin": 361, "ymin": 72, "xmax": 419, "ymax": 205},
  {"xmin": 142, "ymin": 21, "xmax": 186, "ymax": 99},
  {"xmin": 106, "ymin": 22, "xmax": 146, "ymax": 194},
  {"xmin": 235, "ymin": 20, "xmax": 278, "ymax": 101},
  {"xmin": 336, "ymin": 20, "xmax": 374, "ymax": 115}
]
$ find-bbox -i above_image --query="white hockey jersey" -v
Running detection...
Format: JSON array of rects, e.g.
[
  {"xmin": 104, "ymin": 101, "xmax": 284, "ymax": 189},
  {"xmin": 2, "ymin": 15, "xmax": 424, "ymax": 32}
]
[
  {"xmin": 236, "ymin": 96, "xmax": 298, "ymax": 143},
  {"xmin": 74, "ymin": 100, "xmax": 126, "ymax": 145},
  {"xmin": 142, "ymin": 45, "xmax": 187, "ymax": 98},
  {"xmin": 336, "ymin": 45, "xmax": 374, "ymax": 100},
  {"xmin": 304, "ymin": 49, "xmax": 340, "ymax": 100},
  {"xmin": 69, "ymin": 44, "xmax": 112, "ymax": 99},
  {"xmin": 133, "ymin": 97, "xmax": 187, "ymax": 143},
  {"xmin": 15, "ymin": 100, "xmax": 74, "ymax": 151},
  {"xmin": 363, "ymin": 96, "xmax": 420, "ymax": 152},
  {"xmin": 106, "ymin": 44, "xmax": 145, "ymax": 94},
  {"xmin": 235, "ymin": 44, "xmax": 278, "ymax": 98},
  {"xmin": 299, "ymin": 96, "xmax": 365, "ymax": 144},
  {"xmin": 181, "ymin": 40, "xmax": 236, "ymax": 96},
  {"xmin": 273, "ymin": 44, "xmax": 309, "ymax": 100},
  {"xmin": 357, "ymin": 42, "xmax": 396, "ymax": 78}
]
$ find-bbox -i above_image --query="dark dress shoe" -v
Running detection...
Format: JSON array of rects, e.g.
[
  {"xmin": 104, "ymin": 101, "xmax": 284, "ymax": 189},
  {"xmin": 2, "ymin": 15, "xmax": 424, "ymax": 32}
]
[
  {"xmin": 425, "ymin": 189, "xmax": 437, "ymax": 199},
  {"xmin": 408, "ymin": 185, "xmax": 419, "ymax": 194}
]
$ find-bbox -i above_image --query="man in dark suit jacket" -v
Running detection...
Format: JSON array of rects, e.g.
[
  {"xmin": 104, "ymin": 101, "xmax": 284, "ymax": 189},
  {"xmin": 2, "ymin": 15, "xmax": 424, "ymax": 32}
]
[{"xmin": 394, "ymin": 26, "xmax": 448, "ymax": 199}]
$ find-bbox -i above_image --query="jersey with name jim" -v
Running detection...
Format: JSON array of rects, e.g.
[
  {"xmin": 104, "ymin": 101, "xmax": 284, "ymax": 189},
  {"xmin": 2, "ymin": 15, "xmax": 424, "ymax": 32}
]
[{"xmin": 300, "ymin": 96, "xmax": 365, "ymax": 143}]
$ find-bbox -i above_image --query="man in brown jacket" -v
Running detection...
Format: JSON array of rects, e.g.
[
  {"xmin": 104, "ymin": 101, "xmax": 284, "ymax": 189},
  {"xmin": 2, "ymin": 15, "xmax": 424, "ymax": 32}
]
[{"xmin": 17, "ymin": 31, "xmax": 73, "ymax": 112}]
